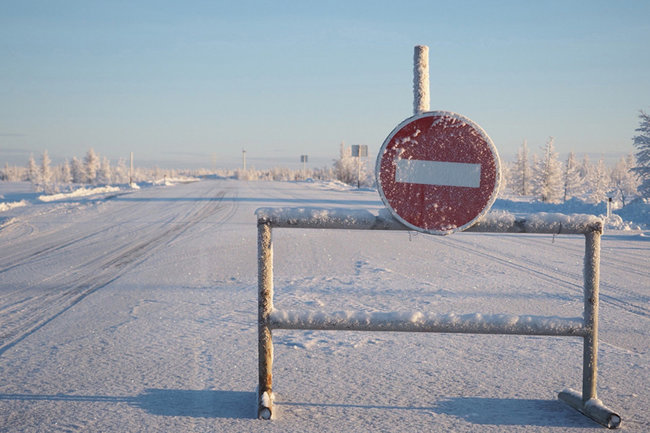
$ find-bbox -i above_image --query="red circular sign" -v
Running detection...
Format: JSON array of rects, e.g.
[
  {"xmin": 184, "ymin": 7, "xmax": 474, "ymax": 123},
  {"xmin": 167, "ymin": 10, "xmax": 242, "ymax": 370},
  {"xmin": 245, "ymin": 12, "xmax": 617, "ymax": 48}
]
[{"xmin": 376, "ymin": 111, "xmax": 501, "ymax": 235}]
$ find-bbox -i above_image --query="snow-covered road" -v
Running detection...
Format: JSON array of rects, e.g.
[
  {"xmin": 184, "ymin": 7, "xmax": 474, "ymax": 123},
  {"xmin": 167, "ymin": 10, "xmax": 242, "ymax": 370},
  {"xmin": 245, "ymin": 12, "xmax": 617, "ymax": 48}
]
[
  {"xmin": 0, "ymin": 179, "xmax": 647, "ymax": 432},
  {"xmin": 0, "ymin": 181, "xmax": 237, "ymax": 357}
]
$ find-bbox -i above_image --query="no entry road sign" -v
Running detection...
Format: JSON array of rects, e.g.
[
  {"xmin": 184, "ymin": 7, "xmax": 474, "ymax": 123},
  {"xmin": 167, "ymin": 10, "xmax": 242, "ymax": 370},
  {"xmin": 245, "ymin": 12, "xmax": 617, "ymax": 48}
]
[{"xmin": 376, "ymin": 111, "xmax": 501, "ymax": 235}]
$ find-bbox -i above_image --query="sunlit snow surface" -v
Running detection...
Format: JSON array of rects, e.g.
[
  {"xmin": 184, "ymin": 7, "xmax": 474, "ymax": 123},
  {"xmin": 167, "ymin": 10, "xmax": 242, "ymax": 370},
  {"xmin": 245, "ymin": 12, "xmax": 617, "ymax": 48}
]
[{"xmin": 0, "ymin": 179, "xmax": 648, "ymax": 432}]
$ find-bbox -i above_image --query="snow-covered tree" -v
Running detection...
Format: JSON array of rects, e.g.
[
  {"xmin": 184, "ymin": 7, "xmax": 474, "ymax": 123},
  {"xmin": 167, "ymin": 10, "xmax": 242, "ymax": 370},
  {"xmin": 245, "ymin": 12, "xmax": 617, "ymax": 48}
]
[
  {"xmin": 114, "ymin": 158, "xmax": 128, "ymax": 184},
  {"xmin": 534, "ymin": 137, "xmax": 563, "ymax": 203},
  {"xmin": 333, "ymin": 142, "xmax": 369, "ymax": 186},
  {"xmin": 2, "ymin": 163, "xmax": 23, "ymax": 182},
  {"xmin": 97, "ymin": 156, "xmax": 112, "ymax": 185},
  {"xmin": 562, "ymin": 151, "xmax": 582, "ymax": 202},
  {"xmin": 71, "ymin": 157, "xmax": 84, "ymax": 183},
  {"xmin": 610, "ymin": 154, "xmax": 639, "ymax": 207},
  {"xmin": 631, "ymin": 110, "xmax": 650, "ymax": 198},
  {"xmin": 84, "ymin": 148, "xmax": 100, "ymax": 184},
  {"xmin": 576, "ymin": 154, "xmax": 594, "ymax": 199},
  {"xmin": 60, "ymin": 160, "xmax": 72, "ymax": 184},
  {"xmin": 40, "ymin": 150, "xmax": 55, "ymax": 193},
  {"xmin": 499, "ymin": 162, "xmax": 511, "ymax": 197},
  {"xmin": 587, "ymin": 158, "xmax": 610, "ymax": 204},
  {"xmin": 27, "ymin": 153, "xmax": 40, "ymax": 186},
  {"xmin": 511, "ymin": 140, "xmax": 532, "ymax": 196}
]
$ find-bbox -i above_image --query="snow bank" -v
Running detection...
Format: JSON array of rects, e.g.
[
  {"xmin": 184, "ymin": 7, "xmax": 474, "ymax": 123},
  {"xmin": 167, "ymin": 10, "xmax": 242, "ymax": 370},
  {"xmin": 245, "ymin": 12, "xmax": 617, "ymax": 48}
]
[
  {"xmin": 490, "ymin": 196, "xmax": 649, "ymax": 230},
  {"xmin": 269, "ymin": 310, "xmax": 586, "ymax": 336},
  {"xmin": 38, "ymin": 186, "xmax": 121, "ymax": 202},
  {"xmin": 614, "ymin": 197, "xmax": 650, "ymax": 229},
  {"xmin": 35, "ymin": 178, "xmax": 198, "ymax": 203},
  {"xmin": 151, "ymin": 176, "xmax": 200, "ymax": 186},
  {"xmin": 310, "ymin": 179, "xmax": 356, "ymax": 191},
  {"xmin": 0, "ymin": 200, "xmax": 27, "ymax": 212}
]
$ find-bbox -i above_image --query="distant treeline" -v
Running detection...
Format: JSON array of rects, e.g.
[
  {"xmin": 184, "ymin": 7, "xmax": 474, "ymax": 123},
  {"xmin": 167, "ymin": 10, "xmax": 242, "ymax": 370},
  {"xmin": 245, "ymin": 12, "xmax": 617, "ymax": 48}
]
[{"xmin": 0, "ymin": 143, "xmax": 643, "ymax": 208}]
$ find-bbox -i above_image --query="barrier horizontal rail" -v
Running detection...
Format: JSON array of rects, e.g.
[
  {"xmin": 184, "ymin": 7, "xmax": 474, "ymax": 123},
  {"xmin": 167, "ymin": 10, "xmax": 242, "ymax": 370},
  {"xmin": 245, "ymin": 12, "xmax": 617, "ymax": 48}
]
[
  {"xmin": 269, "ymin": 310, "xmax": 587, "ymax": 336},
  {"xmin": 255, "ymin": 207, "xmax": 603, "ymax": 235}
]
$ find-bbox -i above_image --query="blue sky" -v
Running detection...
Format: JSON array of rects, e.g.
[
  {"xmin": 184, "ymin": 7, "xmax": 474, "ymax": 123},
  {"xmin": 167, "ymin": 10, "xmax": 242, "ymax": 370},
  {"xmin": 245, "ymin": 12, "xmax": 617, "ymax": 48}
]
[{"xmin": 1, "ymin": 0, "xmax": 649, "ymax": 169}]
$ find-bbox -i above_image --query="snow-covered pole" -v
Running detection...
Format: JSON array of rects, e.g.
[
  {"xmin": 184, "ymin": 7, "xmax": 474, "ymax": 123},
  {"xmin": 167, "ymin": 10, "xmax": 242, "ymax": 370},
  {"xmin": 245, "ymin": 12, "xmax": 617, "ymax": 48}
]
[
  {"xmin": 559, "ymin": 227, "xmax": 621, "ymax": 429},
  {"xmin": 413, "ymin": 45, "xmax": 430, "ymax": 115},
  {"xmin": 257, "ymin": 221, "xmax": 274, "ymax": 419},
  {"xmin": 582, "ymin": 228, "xmax": 601, "ymax": 402},
  {"xmin": 357, "ymin": 155, "xmax": 361, "ymax": 189}
]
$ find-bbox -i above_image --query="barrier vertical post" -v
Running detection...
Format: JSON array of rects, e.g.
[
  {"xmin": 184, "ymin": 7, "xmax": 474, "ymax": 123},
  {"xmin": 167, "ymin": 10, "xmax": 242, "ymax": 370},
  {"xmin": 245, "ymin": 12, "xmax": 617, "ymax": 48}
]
[
  {"xmin": 583, "ymin": 229, "xmax": 601, "ymax": 401},
  {"xmin": 559, "ymin": 225, "xmax": 620, "ymax": 428},
  {"xmin": 258, "ymin": 222, "xmax": 274, "ymax": 419}
]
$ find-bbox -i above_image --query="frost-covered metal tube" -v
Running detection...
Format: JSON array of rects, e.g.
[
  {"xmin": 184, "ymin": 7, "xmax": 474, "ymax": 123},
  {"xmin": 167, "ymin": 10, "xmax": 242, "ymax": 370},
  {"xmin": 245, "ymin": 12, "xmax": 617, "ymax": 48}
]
[
  {"xmin": 583, "ymin": 230, "xmax": 601, "ymax": 402},
  {"xmin": 255, "ymin": 207, "xmax": 604, "ymax": 235},
  {"xmin": 413, "ymin": 45, "xmax": 430, "ymax": 115},
  {"xmin": 557, "ymin": 229, "xmax": 621, "ymax": 429},
  {"xmin": 269, "ymin": 310, "xmax": 586, "ymax": 336},
  {"xmin": 559, "ymin": 388, "xmax": 621, "ymax": 429},
  {"xmin": 258, "ymin": 222, "xmax": 274, "ymax": 419}
]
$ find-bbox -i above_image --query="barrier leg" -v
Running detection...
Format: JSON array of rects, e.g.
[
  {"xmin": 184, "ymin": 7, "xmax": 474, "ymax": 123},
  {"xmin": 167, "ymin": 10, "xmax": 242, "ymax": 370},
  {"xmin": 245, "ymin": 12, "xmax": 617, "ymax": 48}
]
[
  {"xmin": 258, "ymin": 222, "xmax": 274, "ymax": 419},
  {"xmin": 583, "ymin": 229, "xmax": 600, "ymax": 402},
  {"xmin": 559, "ymin": 230, "xmax": 621, "ymax": 429}
]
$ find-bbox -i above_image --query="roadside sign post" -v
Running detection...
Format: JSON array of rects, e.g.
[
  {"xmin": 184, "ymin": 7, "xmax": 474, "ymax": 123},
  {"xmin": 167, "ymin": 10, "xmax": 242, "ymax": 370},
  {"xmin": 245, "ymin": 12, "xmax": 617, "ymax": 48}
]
[
  {"xmin": 351, "ymin": 144, "xmax": 368, "ymax": 189},
  {"xmin": 300, "ymin": 155, "xmax": 308, "ymax": 178}
]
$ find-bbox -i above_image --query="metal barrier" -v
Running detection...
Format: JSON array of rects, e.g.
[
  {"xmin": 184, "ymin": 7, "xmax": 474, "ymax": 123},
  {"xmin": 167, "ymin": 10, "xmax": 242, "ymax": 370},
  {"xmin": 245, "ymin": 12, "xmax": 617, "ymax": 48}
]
[{"xmin": 256, "ymin": 207, "xmax": 621, "ymax": 428}]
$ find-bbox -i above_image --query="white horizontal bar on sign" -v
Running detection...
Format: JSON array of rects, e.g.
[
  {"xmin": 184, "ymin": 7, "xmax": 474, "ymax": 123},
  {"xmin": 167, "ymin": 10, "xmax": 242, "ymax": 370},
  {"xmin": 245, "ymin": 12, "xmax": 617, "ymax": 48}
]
[{"xmin": 395, "ymin": 159, "xmax": 481, "ymax": 188}]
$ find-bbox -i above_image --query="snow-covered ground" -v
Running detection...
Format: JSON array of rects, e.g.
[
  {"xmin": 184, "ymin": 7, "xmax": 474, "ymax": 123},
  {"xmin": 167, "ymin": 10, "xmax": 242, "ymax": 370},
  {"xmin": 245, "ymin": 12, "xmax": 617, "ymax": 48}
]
[{"xmin": 0, "ymin": 179, "xmax": 648, "ymax": 432}]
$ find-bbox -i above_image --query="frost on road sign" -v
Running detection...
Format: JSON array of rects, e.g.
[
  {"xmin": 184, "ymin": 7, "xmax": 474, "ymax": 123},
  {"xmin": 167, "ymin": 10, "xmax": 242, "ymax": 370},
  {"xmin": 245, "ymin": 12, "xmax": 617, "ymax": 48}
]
[{"xmin": 376, "ymin": 111, "xmax": 501, "ymax": 235}]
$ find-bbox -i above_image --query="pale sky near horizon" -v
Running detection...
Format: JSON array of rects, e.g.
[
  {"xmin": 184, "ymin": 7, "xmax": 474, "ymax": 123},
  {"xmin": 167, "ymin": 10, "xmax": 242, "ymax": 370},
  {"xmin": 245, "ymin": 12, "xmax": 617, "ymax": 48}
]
[{"xmin": 1, "ymin": 0, "xmax": 649, "ymax": 169}]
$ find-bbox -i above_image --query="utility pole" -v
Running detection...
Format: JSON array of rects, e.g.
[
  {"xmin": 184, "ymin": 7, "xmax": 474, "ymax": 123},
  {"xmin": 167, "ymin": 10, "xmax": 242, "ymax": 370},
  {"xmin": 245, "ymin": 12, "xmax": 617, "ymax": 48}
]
[
  {"xmin": 129, "ymin": 152, "xmax": 134, "ymax": 186},
  {"xmin": 522, "ymin": 139, "xmax": 528, "ymax": 196}
]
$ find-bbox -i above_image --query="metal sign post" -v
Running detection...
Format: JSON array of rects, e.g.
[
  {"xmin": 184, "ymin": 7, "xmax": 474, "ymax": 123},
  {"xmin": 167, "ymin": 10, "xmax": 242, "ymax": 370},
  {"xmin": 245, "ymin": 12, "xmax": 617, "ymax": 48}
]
[
  {"xmin": 351, "ymin": 145, "xmax": 368, "ymax": 188},
  {"xmin": 300, "ymin": 155, "xmax": 308, "ymax": 177}
]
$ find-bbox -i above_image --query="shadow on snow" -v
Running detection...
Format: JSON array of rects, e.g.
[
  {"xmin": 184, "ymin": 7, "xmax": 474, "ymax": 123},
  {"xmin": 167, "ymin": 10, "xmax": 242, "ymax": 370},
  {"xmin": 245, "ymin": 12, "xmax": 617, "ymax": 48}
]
[
  {"xmin": 279, "ymin": 397, "xmax": 599, "ymax": 428},
  {"xmin": 0, "ymin": 389, "xmax": 256, "ymax": 419},
  {"xmin": 0, "ymin": 390, "xmax": 601, "ymax": 427}
]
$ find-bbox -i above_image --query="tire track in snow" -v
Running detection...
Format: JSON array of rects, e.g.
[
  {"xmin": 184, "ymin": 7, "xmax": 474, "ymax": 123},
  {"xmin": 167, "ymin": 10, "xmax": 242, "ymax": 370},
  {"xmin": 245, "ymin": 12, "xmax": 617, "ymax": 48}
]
[
  {"xmin": 0, "ymin": 186, "xmax": 235, "ymax": 356},
  {"xmin": 427, "ymin": 234, "xmax": 650, "ymax": 319},
  {"xmin": 527, "ymin": 234, "xmax": 649, "ymax": 279},
  {"xmin": 0, "ymin": 198, "xmax": 147, "ymax": 275}
]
